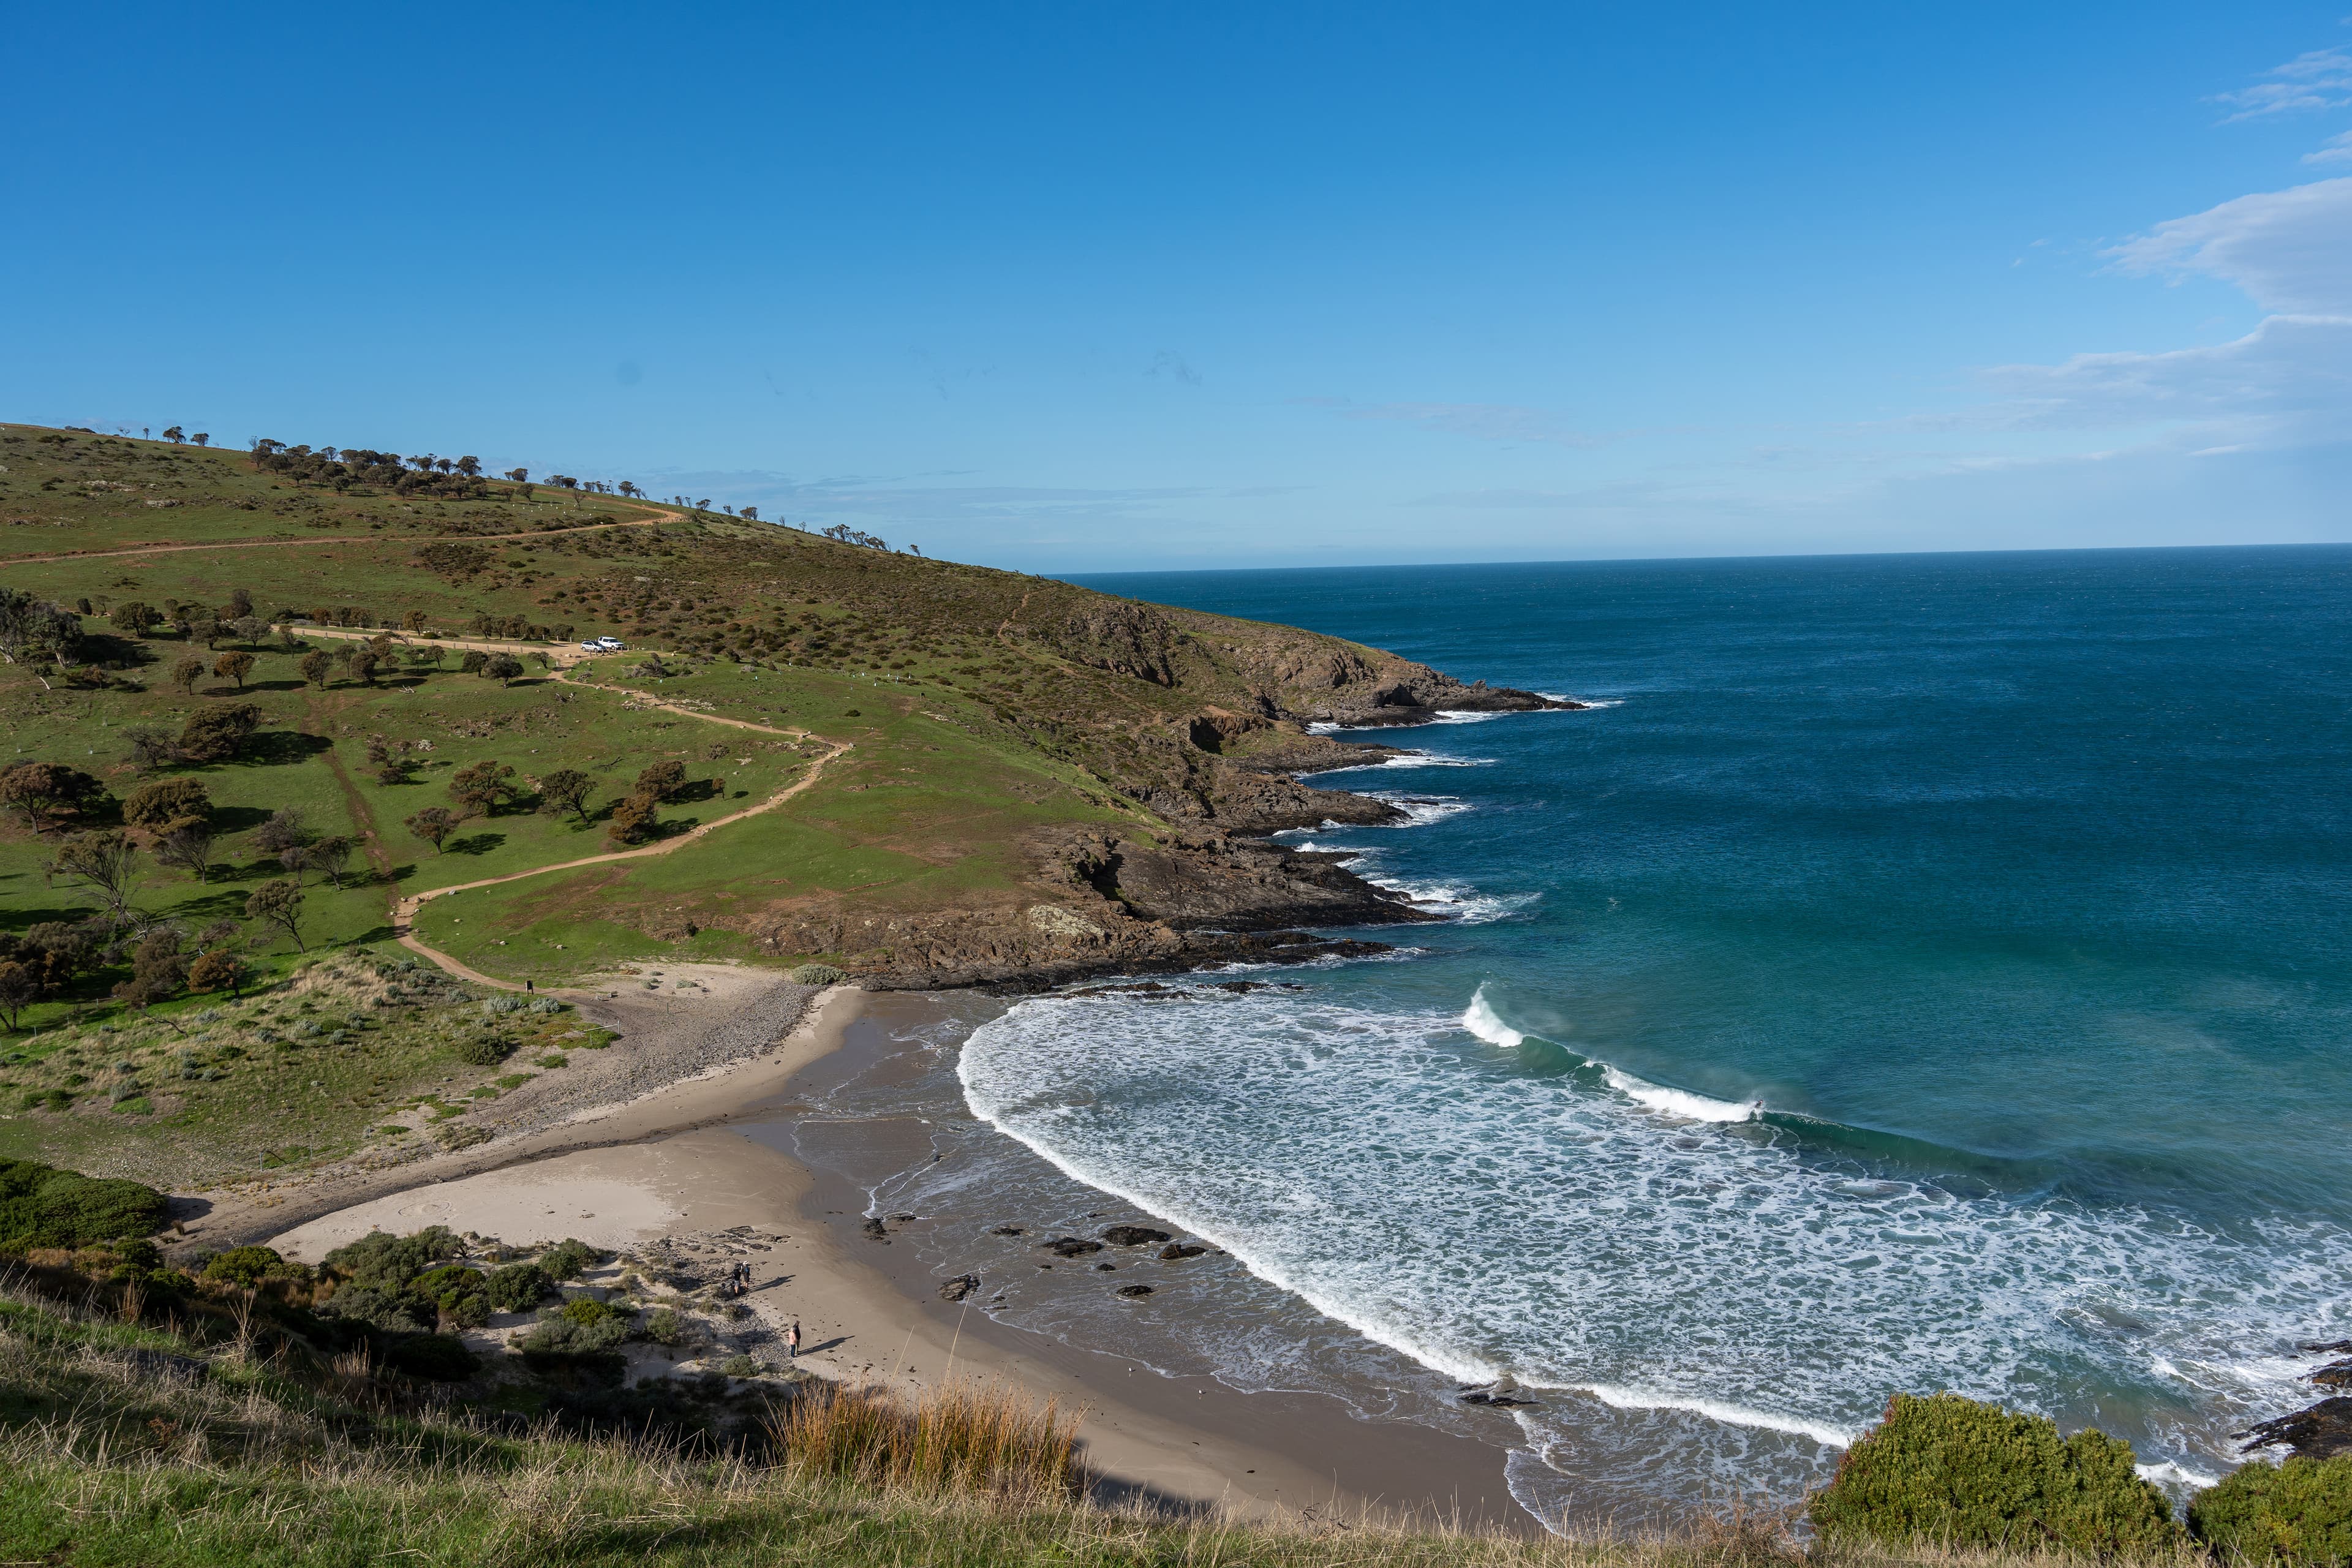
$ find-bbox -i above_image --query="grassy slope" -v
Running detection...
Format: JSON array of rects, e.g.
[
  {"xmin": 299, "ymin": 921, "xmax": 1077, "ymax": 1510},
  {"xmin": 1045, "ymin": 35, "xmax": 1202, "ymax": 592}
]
[
  {"xmin": 0, "ymin": 1264, "xmax": 2116, "ymax": 1568},
  {"xmin": 0, "ymin": 422, "xmax": 1411, "ymax": 1188}
]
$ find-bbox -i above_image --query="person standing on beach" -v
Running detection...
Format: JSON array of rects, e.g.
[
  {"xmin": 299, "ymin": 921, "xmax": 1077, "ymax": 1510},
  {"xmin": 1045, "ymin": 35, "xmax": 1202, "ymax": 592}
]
[{"xmin": 787, "ymin": 1320, "xmax": 802, "ymax": 1358}]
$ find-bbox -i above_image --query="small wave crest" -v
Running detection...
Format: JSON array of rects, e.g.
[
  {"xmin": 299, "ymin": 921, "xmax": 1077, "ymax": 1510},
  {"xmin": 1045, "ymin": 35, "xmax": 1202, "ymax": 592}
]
[
  {"xmin": 1462, "ymin": 984, "xmax": 1526, "ymax": 1048},
  {"xmin": 1602, "ymin": 1067, "xmax": 1758, "ymax": 1123}
]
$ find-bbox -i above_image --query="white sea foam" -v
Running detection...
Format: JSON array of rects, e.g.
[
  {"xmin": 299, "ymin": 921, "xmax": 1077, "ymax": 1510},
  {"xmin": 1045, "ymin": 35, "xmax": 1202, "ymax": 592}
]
[
  {"xmin": 1430, "ymin": 709, "xmax": 1510, "ymax": 725},
  {"xmin": 1461, "ymin": 984, "xmax": 1526, "ymax": 1047},
  {"xmin": 2136, "ymin": 1460, "xmax": 2223, "ymax": 1488},
  {"xmin": 1602, "ymin": 1067, "xmax": 1758, "ymax": 1123},
  {"xmin": 1538, "ymin": 692, "xmax": 1625, "ymax": 708},
  {"xmin": 1367, "ymin": 794, "xmax": 1473, "ymax": 826},
  {"xmin": 956, "ymin": 989, "xmax": 2348, "ymax": 1505}
]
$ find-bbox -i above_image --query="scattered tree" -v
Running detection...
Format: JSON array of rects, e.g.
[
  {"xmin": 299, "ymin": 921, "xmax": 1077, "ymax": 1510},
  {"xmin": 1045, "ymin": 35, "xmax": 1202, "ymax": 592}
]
[
  {"xmin": 177, "ymin": 703, "xmax": 263, "ymax": 762},
  {"xmin": 212, "ymin": 651, "xmax": 255, "ymax": 690},
  {"xmin": 45, "ymin": 832, "xmax": 142, "ymax": 928},
  {"xmin": 307, "ymin": 834, "xmax": 356, "ymax": 890},
  {"xmin": 252, "ymin": 809, "xmax": 307, "ymax": 858},
  {"xmin": 742, "ymin": 505, "xmax": 758, "ymax": 522},
  {"xmin": 299, "ymin": 649, "xmax": 333, "ymax": 688},
  {"xmin": 113, "ymin": 928, "xmax": 188, "ymax": 1009},
  {"xmin": 187, "ymin": 613, "xmax": 222, "ymax": 650},
  {"xmin": 164, "ymin": 426, "xmax": 184, "ymax": 444},
  {"xmin": 170, "ymin": 655, "xmax": 205, "ymax": 694},
  {"xmin": 225, "ymin": 589, "xmax": 254, "ymax": 620},
  {"xmin": 606, "ymin": 791, "xmax": 659, "ymax": 845},
  {"xmin": 1, "ymin": 763, "xmax": 108, "ymax": 835},
  {"xmin": 108, "ymin": 601, "xmax": 162, "ymax": 636},
  {"xmin": 635, "ymin": 759, "xmax": 688, "ymax": 801},
  {"xmin": 186, "ymin": 949, "xmax": 248, "ymax": 998},
  {"xmin": 538, "ymin": 769, "xmax": 595, "ymax": 822},
  {"xmin": 459, "ymin": 650, "xmax": 489, "ymax": 676},
  {"xmin": 0, "ymin": 962, "xmax": 36, "ymax": 1031},
  {"xmin": 449, "ymin": 760, "xmax": 516, "ymax": 818},
  {"xmin": 504, "ymin": 467, "xmax": 528, "ymax": 483},
  {"xmin": 404, "ymin": 806, "xmax": 457, "ymax": 853},
  {"xmin": 455, "ymin": 456, "xmax": 480, "ymax": 477},
  {"xmin": 402, "ymin": 609, "xmax": 428, "ymax": 632},
  {"xmin": 244, "ymin": 878, "xmax": 307, "ymax": 952},
  {"xmin": 349, "ymin": 650, "xmax": 380, "ymax": 685},
  {"xmin": 192, "ymin": 432, "xmax": 209, "ymax": 447},
  {"xmin": 154, "ymin": 821, "xmax": 219, "ymax": 882},
  {"xmin": 122, "ymin": 726, "xmax": 177, "ymax": 772},
  {"xmin": 122, "ymin": 777, "xmax": 211, "ymax": 833},
  {"xmin": 483, "ymin": 653, "xmax": 524, "ymax": 685}
]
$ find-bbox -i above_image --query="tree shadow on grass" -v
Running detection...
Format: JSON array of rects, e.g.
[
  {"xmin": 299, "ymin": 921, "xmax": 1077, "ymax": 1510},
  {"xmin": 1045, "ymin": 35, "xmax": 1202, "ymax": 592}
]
[
  {"xmin": 238, "ymin": 731, "xmax": 333, "ymax": 767},
  {"xmin": 444, "ymin": 834, "xmax": 506, "ymax": 856},
  {"xmin": 211, "ymin": 804, "xmax": 276, "ymax": 834}
]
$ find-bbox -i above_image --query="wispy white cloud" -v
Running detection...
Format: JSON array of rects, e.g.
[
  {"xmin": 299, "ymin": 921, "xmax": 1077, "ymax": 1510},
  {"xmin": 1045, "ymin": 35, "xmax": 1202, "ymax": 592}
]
[
  {"xmin": 1976, "ymin": 314, "xmax": 2352, "ymax": 444},
  {"xmin": 1295, "ymin": 396, "xmax": 1613, "ymax": 448},
  {"xmin": 2105, "ymin": 176, "xmax": 2352, "ymax": 313},
  {"xmin": 2306, "ymin": 129, "xmax": 2352, "ymax": 165},
  {"xmin": 2211, "ymin": 46, "xmax": 2352, "ymax": 121}
]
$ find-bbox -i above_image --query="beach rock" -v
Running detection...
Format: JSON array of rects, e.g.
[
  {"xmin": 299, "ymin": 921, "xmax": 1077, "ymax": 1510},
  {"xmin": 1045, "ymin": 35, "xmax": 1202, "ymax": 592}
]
[
  {"xmin": 1093, "ymin": 1262, "xmax": 1115, "ymax": 1272},
  {"xmin": 2312, "ymin": 1360, "xmax": 2352, "ymax": 1389},
  {"xmin": 2302, "ymin": 1340, "xmax": 2352, "ymax": 1354},
  {"xmin": 1116, "ymin": 1284, "xmax": 1155, "ymax": 1298},
  {"xmin": 1101, "ymin": 1225, "xmax": 1171, "ymax": 1247},
  {"xmin": 860, "ymin": 1217, "xmax": 887, "ymax": 1240},
  {"xmin": 938, "ymin": 1274, "xmax": 981, "ymax": 1303},
  {"xmin": 1158, "ymin": 1243, "xmax": 1208, "ymax": 1261},
  {"xmin": 1460, "ymin": 1390, "xmax": 1536, "ymax": 1408},
  {"xmin": 991, "ymin": 1225, "xmax": 1023, "ymax": 1236},
  {"xmin": 2239, "ymin": 1396, "xmax": 2352, "ymax": 1458},
  {"xmin": 1042, "ymin": 1237, "xmax": 1102, "ymax": 1257}
]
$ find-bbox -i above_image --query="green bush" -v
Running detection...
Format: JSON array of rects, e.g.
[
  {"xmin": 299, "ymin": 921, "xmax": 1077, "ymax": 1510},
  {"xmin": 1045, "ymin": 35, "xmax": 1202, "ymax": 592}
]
[
  {"xmin": 452, "ymin": 1035, "xmax": 510, "ymax": 1066},
  {"xmin": 200, "ymin": 1245, "xmax": 301, "ymax": 1287},
  {"xmin": 411, "ymin": 1264, "xmax": 490, "ymax": 1329},
  {"xmin": 1808, "ymin": 1393, "xmax": 2180, "ymax": 1555},
  {"xmin": 0, "ymin": 1158, "xmax": 167, "ymax": 1250},
  {"xmin": 538, "ymin": 1238, "xmax": 602, "ymax": 1281},
  {"xmin": 322, "ymin": 1225, "xmax": 464, "ymax": 1292},
  {"xmin": 2190, "ymin": 1456, "xmax": 2352, "ymax": 1565},
  {"xmin": 484, "ymin": 1261, "xmax": 551, "ymax": 1313},
  {"xmin": 644, "ymin": 1306, "xmax": 687, "ymax": 1346},
  {"xmin": 789, "ymin": 963, "xmax": 845, "ymax": 985}
]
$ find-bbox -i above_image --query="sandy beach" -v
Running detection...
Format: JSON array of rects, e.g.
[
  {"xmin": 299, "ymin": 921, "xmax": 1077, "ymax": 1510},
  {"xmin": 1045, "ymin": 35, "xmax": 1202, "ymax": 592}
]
[{"xmin": 237, "ymin": 974, "xmax": 1526, "ymax": 1529}]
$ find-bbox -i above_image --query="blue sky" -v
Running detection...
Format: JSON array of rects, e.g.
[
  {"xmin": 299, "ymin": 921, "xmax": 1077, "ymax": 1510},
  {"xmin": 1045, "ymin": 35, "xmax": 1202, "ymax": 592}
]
[{"xmin": 6, "ymin": 4, "xmax": 2350, "ymax": 570}]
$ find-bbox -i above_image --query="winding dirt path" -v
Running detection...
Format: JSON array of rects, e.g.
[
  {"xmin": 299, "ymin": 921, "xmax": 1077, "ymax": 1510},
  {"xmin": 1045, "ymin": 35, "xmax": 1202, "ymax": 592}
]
[
  {"xmin": 1, "ymin": 508, "xmax": 679, "ymax": 567},
  {"xmin": 304, "ymin": 642, "xmax": 854, "ymax": 990}
]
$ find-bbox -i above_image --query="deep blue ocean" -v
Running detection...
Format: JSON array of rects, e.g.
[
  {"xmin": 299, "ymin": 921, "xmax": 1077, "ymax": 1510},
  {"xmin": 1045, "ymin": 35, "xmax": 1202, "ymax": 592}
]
[{"xmin": 921, "ymin": 548, "xmax": 2351, "ymax": 1520}]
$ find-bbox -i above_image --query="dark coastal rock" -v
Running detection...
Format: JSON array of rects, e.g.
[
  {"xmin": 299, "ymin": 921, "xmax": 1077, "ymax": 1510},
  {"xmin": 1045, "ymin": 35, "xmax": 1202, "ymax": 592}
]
[
  {"xmin": 1101, "ymin": 1225, "xmax": 1172, "ymax": 1247},
  {"xmin": 860, "ymin": 1217, "xmax": 887, "ymax": 1240},
  {"xmin": 1041, "ymin": 1237, "xmax": 1103, "ymax": 1257},
  {"xmin": 1093, "ymin": 1262, "xmax": 1115, "ymax": 1272},
  {"xmin": 1460, "ymin": 1390, "xmax": 1536, "ymax": 1408},
  {"xmin": 1158, "ymin": 1243, "xmax": 1208, "ymax": 1261},
  {"xmin": 991, "ymin": 1225, "xmax": 1023, "ymax": 1236},
  {"xmin": 2239, "ymin": 1396, "xmax": 2352, "ymax": 1458},
  {"xmin": 938, "ymin": 1274, "xmax": 981, "ymax": 1303},
  {"xmin": 2302, "ymin": 1339, "xmax": 2352, "ymax": 1354},
  {"xmin": 1116, "ymin": 1284, "xmax": 1155, "ymax": 1298},
  {"xmin": 2312, "ymin": 1359, "xmax": 2352, "ymax": 1389}
]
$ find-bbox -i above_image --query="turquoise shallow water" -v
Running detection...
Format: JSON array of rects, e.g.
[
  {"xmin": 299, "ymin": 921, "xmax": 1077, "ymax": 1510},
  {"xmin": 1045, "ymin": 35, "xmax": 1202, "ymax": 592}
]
[{"xmin": 952, "ymin": 547, "xmax": 2352, "ymax": 1517}]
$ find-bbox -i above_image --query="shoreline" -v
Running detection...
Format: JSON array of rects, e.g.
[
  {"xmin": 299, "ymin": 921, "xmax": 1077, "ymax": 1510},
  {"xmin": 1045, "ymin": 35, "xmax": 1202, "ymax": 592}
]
[{"xmin": 250, "ymin": 979, "xmax": 1531, "ymax": 1531}]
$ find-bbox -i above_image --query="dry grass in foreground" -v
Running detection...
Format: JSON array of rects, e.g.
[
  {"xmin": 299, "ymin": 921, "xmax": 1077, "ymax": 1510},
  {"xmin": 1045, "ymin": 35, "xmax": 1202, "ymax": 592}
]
[{"xmin": 0, "ymin": 1266, "xmax": 2239, "ymax": 1568}]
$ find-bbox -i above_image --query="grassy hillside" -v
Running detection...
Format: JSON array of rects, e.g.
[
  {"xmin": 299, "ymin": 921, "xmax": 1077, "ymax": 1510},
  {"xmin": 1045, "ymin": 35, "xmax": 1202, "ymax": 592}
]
[{"xmin": 0, "ymin": 420, "xmax": 1559, "ymax": 1189}]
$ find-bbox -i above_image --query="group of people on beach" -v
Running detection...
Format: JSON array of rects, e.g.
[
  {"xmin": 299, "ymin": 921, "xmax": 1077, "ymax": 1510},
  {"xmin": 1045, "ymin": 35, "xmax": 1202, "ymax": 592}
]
[{"xmin": 716, "ymin": 1260, "xmax": 803, "ymax": 1358}]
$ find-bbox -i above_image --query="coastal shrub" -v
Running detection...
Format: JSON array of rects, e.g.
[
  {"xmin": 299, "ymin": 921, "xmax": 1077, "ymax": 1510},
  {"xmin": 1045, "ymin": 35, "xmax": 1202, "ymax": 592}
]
[
  {"xmin": 452, "ymin": 1035, "xmax": 510, "ymax": 1066},
  {"xmin": 1807, "ymin": 1393, "xmax": 2179, "ymax": 1555},
  {"xmin": 322, "ymin": 1225, "xmax": 464, "ymax": 1294},
  {"xmin": 2190, "ymin": 1456, "xmax": 2352, "ymax": 1565},
  {"xmin": 0, "ymin": 1158, "xmax": 168, "ymax": 1250},
  {"xmin": 521, "ymin": 1301, "xmax": 630, "ymax": 1355},
  {"xmin": 789, "ymin": 963, "xmax": 845, "ymax": 985},
  {"xmin": 538, "ymin": 1238, "xmax": 601, "ymax": 1281},
  {"xmin": 199, "ymin": 1245, "xmax": 301, "ymax": 1288},
  {"xmin": 319, "ymin": 1285, "xmax": 426, "ymax": 1334},
  {"xmin": 484, "ymin": 1261, "xmax": 552, "ymax": 1312},
  {"xmin": 412, "ymin": 1264, "xmax": 491, "ymax": 1329},
  {"xmin": 643, "ymin": 1306, "xmax": 687, "ymax": 1346}
]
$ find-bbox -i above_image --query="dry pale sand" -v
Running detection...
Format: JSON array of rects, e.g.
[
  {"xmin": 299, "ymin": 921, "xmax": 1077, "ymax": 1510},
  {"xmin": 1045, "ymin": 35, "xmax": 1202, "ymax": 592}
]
[{"xmin": 261, "ymin": 985, "xmax": 1525, "ymax": 1529}]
